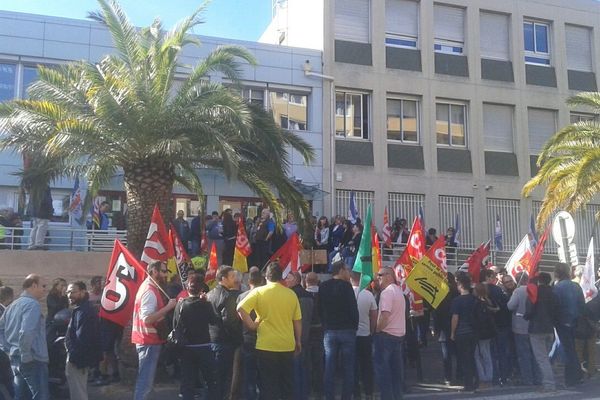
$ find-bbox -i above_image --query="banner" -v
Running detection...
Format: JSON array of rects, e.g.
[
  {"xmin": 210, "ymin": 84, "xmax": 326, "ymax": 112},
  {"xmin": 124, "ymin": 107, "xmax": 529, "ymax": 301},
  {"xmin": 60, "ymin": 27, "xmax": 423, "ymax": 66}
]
[
  {"xmin": 140, "ymin": 205, "xmax": 176, "ymax": 279},
  {"xmin": 382, "ymin": 206, "xmax": 392, "ymax": 247},
  {"xmin": 348, "ymin": 191, "xmax": 358, "ymax": 223},
  {"xmin": 232, "ymin": 216, "xmax": 252, "ymax": 273},
  {"xmin": 68, "ymin": 176, "xmax": 83, "ymax": 222},
  {"xmin": 405, "ymin": 255, "xmax": 449, "ymax": 309},
  {"xmin": 505, "ymin": 235, "xmax": 533, "ymax": 279},
  {"xmin": 170, "ymin": 224, "xmax": 191, "ymax": 284},
  {"xmin": 99, "ymin": 240, "xmax": 146, "ymax": 327}
]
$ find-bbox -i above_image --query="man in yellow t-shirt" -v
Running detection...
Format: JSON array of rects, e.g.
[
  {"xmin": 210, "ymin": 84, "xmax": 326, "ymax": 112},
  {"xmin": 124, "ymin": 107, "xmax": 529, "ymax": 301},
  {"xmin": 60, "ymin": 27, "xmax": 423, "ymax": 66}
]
[{"xmin": 237, "ymin": 263, "xmax": 302, "ymax": 399}]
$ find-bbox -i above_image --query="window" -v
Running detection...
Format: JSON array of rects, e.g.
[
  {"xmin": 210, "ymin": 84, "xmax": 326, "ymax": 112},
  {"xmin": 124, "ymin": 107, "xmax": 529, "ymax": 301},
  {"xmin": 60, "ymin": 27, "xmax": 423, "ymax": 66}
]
[
  {"xmin": 434, "ymin": 4, "xmax": 465, "ymax": 54},
  {"xmin": 436, "ymin": 102, "xmax": 466, "ymax": 146},
  {"xmin": 336, "ymin": 91, "xmax": 370, "ymax": 139},
  {"xmin": 528, "ymin": 108, "xmax": 556, "ymax": 154},
  {"xmin": 487, "ymin": 199, "xmax": 521, "ymax": 250},
  {"xmin": 566, "ymin": 25, "xmax": 593, "ymax": 72},
  {"xmin": 21, "ymin": 66, "xmax": 38, "ymax": 99},
  {"xmin": 335, "ymin": 0, "xmax": 370, "ymax": 43},
  {"xmin": 438, "ymin": 195, "xmax": 475, "ymax": 248},
  {"xmin": 480, "ymin": 12, "xmax": 510, "ymax": 61},
  {"xmin": 242, "ymin": 88, "xmax": 265, "ymax": 108},
  {"xmin": 335, "ymin": 189, "xmax": 374, "ymax": 218},
  {"xmin": 387, "ymin": 97, "xmax": 419, "ymax": 142},
  {"xmin": 0, "ymin": 63, "xmax": 16, "ymax": 102},
  {"xmin": 388, "ymin": 192, "xmax": 425, "ymax": 222},
  {"xmin": 483, "ymin": 103, "xmax": 513, "ymax": 152},
  {"xmin": 385, "ymin": 0, "xmax": 419, "ymax": 48},
  {"xmin": 268, "ymin": 91, "xmax": 308, "ymax": 131},
  {"xmin": 524, "ymin": 20, "xmax": 550, "ymax": 65},
  {"xmin": 570, "ymin": 112, "xmax": 597, "ymax": 124}
]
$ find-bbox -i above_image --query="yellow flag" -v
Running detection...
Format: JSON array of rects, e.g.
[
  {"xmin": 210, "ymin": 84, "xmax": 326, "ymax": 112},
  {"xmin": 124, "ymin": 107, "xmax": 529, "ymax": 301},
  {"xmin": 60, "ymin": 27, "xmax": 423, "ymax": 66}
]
[
  {"xmin": 405, "ymin": 255, "xmax": 449, "ymax": 309},
  {"xmin": 232, "ymin": 247, "xmax": 248, "ymax": 273}
]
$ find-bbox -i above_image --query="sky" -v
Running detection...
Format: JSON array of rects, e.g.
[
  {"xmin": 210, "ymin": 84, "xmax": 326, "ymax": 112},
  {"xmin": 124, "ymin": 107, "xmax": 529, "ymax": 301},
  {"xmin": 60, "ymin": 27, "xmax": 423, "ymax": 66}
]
[{"xmin": 0, "ymin": 0, "xmax": 273, "ymax": 41}]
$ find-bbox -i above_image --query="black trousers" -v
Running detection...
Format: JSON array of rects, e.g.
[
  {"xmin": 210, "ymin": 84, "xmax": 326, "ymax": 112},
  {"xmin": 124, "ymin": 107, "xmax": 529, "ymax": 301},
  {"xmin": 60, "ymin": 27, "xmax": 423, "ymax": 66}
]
[
  {"xmin": 256, "ymin": 349, "xmax": 294, "ymax": 400},
  {"xmin": 355, "ymin": 335, "xmax": 374, "ymax": 396},
  {"xmin": 455, "ymin": 333, "xmax": 477, "ymax": 391}
]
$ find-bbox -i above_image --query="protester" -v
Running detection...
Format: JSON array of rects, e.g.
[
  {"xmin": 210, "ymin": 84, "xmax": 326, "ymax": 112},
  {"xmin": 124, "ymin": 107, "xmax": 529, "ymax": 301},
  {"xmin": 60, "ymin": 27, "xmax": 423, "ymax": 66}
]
[
  {"xmin": 254, "ymin": 209, "xmax": 275, "ymax": 269},
  {"xmin": 573, "ymin": 266, "xmax": 598, "ymax": 378},
  {"xmin": 173, "ymin": 210, "xmax": 191, "ymax": 253},
  {"xmin": 174, "ymin": 273, "xmax": 218, "ymax": 400},
  {"xmin": 28, "ymin": 185, "xmax": 53, "ymax": 250},
  {"xmin": 450, "ymin": 272, "xmax": 478, "ymax": 393},
  {"xmin": 305, "ymin": 271, "xmax": 324, "ymax": 398},
  {"xmin": 343, "ymin": 223, "xmax": 362, "ymax": 269},
  {"xmin": 88, "ymin": 276, "xmax": 103, "ymax": 309},
  {"xmin": 237, "ymin": 268, "xmax": 264, "ymax": 400},
  {"xmin": 46, "ymin": 278, "xmax": 68, "ymax": 323},
  {"xmin": 0, "ymin": 274, "xmax": 49, "ymax": 399},
  {"xmin": 190, "ymin": 211, "xmax": 202, "ymax": 256},
  {"xmin": 207, "ymin": 266, "xmax": 243, "ymax": 400},
  {"xmin": 286, "ymin": 271, "xmax": 313, "ymax": 400},
  {"xmin": 425, "ymin": 228, "xmax": 438, "ymax": 247},
  {"xmin": 131, "ymin": 261, "xmax": 177, "ymax": 400},
  {"xmin": 433, "ymin": 272, "xmax": 460, "ymax": 385},
  {"xmin": 473, "ymin": 283, "xmax": 498, "ymax": 388},
  {"xmin": 237, "ymin": 262, "xmax": 302, "ymax": 399},
  {"xmin": 222, "ymin": 210, "xmax": 237, "ymax": 267},
  {"xmin": 283, "ymin": 213, "xmax": 298, "ymax": 239},
  {"xmin": 373, "ymin": 266, "xmax": 405, "ymax": 400},
  {"xmin": 206, "ymin": 212, "xmax": 225, "ymax": 266},
  {"xmin": 526, "ymin": 272, "xmax": 558, "ymax": 392},
  {"xmin": 65, "ymin": 281, "xmax": 102, "ymax": 400},
  {"xmin": 318, "ymin": 261, "xmax": 358, "ymax": 400},
  {"xmin": 553, "ymin": 263, "xmax": 585, "ymax": 387},
  {"xmin": 351, "ymin": 271, "xmax": 377, "ymax": 399},
  {"xmin": 328, "ymin": 216, "xmax": 344, "ymax": 267},
  {"xmin": 0, "ymin": 285, "xmax": 15, "ymax": 399},
  {"xmin": 0, "ymin": 287, "xmax": 14, "ymax": 318}
]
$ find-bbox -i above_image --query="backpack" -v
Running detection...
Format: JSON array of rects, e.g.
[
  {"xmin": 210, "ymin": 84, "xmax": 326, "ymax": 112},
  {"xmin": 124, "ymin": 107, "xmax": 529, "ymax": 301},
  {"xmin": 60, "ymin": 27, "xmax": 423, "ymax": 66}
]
[{"xmin": 474, "ymin": 299, "xmax": 497, "ymax": 340}]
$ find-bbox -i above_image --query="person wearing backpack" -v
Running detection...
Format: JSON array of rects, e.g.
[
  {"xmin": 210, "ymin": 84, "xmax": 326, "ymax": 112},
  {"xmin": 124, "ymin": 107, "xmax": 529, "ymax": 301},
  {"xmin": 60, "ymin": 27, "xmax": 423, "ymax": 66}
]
[
  {"xmin": 450, "ymin": 272, "xmax": 478, "ymax": 393},
  {"xmin": 507, "ymin": 272, "xmax": 541, "ymax": 386},
  {"xmin": 473, "ymin": 283, "xmax": 498, "ymax": 389},
  {"xmin": 526, "ymin": 272, "xmax": 559, "ymax": 392}
]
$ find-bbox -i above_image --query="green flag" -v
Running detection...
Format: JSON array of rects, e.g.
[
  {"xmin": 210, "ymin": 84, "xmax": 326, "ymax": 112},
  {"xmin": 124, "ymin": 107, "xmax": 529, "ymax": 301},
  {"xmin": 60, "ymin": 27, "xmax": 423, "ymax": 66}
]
[{"xmin": 352, "ymin": 204, "xmax": 373, "ymax": 290}]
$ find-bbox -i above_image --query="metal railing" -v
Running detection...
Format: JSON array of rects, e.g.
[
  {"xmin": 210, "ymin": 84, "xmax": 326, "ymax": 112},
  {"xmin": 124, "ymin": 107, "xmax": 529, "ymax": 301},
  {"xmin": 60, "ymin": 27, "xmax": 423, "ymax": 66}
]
[{"xmin": 0, "ymin": 225, "xmax": 127, "ymax": 252}]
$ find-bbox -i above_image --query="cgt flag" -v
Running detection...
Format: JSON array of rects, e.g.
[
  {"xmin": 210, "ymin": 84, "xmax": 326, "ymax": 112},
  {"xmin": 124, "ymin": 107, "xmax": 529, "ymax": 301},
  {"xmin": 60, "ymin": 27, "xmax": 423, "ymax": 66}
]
[
  {"xmin": 140, "ymin": 205, "xmax": 176, "ymax": 280},
  {"xmin": 505, "ymin": 235, "xmax": 533, "ymax": 279},
  {"xmin": 464, "ymin": 241, "xmax": 491, "ymax": 284},
  {"xmin": 100, "ymin": 240, "xmax": 146, "ymax": 327},
  {"xmin": 205, "ymin": 241, "xmax": 219, "ymax": 288},
  {"xmin": 233, "ymin": 216, "xmax": 252, "ymax": 273},
  {"xmin": 382, "ymin": 206, "xmax": 392, "ymax": 248},
  {"xmin": 270, "ymin": 232, "xmax": 302, "ymax": 277},
  {"xmin": 170, "ymin": 224, "xmax": 192, "ymax": 284}
]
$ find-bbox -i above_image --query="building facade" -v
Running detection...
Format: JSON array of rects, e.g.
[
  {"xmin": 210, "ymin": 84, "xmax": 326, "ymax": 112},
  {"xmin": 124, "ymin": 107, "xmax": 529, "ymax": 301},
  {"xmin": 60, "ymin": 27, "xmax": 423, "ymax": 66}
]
[
  {"xmin": 262, "ymin": 0, "xmax": 600, "ymax": 255},
  {"xmin": 0, "ymin": 10, "xmax": 324, "ymax": 227}
]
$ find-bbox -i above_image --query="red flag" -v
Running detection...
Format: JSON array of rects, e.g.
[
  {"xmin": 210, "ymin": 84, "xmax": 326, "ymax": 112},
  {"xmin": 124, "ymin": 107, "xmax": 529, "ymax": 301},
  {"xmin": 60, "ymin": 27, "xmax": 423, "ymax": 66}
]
[
  {"xmin": 170, "ymin": 224, "xmax": 191, "ymax": 283},
  {"xmin": 526, "ymin": 226, "xmax": 549, "ymax": 303},
  {"xmin": 382, "ymin": 207, "xmax": 392, "ymax": 247},
  {"xmin": 270, "ymin": 232, "xmax": 301, "ymax": 276},
  {"xmin": 140, "ymin": 205, "xmax": 174, "ymax": 278},
  {"xmin": 371, "ymin": 226, "xmax": 382, "ymax": 276},
  {"xmin": 464, "ymin": 241, "xmax": 491, "ymax": 283},
  {"xmin": 233, "ymin": 216, "xmax": 252, "ymax": 273},
  {"xmin": 425, "ymin": 235, "xmax": 448, "ymax": 275},
  {"xmin": 205, "ymin": 242, "xmax": 219, "ymax": 284},
  {"xmin": 99, "ymin": 240, "xmax": 146, "ymax": 327},
  {"xmin": 200, "ymin": 213, "xmax": 208, "ymax": 254},
  {"xmin": 406, "ymin": 216, "xmax": 426, "ymax": 265}
]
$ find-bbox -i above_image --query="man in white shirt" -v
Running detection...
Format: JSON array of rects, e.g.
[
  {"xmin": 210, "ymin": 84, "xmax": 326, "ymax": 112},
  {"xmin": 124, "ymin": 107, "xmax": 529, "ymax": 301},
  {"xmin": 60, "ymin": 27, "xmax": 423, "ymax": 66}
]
[{"xmin": 351, "ymin": 271, "xmax": 377, "ymax": 400}]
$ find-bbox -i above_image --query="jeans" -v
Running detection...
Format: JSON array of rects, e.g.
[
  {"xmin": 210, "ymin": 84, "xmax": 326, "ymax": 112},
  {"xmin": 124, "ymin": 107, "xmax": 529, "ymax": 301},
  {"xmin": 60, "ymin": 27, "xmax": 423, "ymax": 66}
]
[
  {"xmin": 513, "ymin": 333, "xmax": 540, "ymax": 385},
  {"xmin": 530, "ymin": 333, "xmax": 556, "ymax": 389},
  {"xmin": 555, "ymin": 324, "xmax": 583, "ymax": 386},
  {"xmin": 211, "ymin": 343, "xmax": 235, "ymax": 400},
  {"xmin": 455, "ymin": 333, "xmax": 477, "ymax": 391},
  {"xmin": 133, "ymin": 344, "xmax": 162, "ymax": 400},
  {"xmin": 491, "ymin": 327, "xmax": 512, "ymax": 383},
  {"xmin": 11, "ymin": 359, "xmax": 49, "ymax": 400},
  {"xmin": 256, "ymin": 350, "xmax": 294, "ymax": 400},
  {"xmin": 373, "ymin": 332, "xmax": 404, "ymax": 400},
  {"xmin": 242, "ymin": 343, "xmax": 259, "ymax": 400},
  {"xmin": 323, "ymin": 329, "xmax": 356, "ymax": 400},
  {"xmin": 29, "ymin": 218, "xmax": 48, "ymax": 248},
  {"xmin": 355, "ymin": 335, "xmax": 374, "ymax": 396},
  {"xmin": 475, "ymin": 339, "xmax": 493, "ymax": 382},
  {"xmin": 440, "ymin": 339, "xmax": 459, "ymax": 382},
  {"xmin": 180, "ymin": 346, "xmax": 216, "ymax": 400}
]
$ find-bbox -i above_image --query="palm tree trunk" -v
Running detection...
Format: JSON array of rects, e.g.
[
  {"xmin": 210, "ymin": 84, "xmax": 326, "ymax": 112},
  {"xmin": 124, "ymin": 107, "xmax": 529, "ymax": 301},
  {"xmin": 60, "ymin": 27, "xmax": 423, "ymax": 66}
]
[{"xmin": 124, "ymin": 160, "xmax": 175, "ymax": 258}]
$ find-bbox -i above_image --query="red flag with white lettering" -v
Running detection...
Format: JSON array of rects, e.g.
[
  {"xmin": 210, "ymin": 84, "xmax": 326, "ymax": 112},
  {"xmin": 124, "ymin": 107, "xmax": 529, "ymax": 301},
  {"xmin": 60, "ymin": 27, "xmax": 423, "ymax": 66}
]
[
  {"xmin": 382, "ymin": 206, "xmax": 392, "ymax": 247},
  {"xmin": 140, "ymin": 205, "xmax": 175, "ymax": 278},
  {"xmin": 425, "ymin": 235, "xmax": 448, "ymax": 275},
  {"xmin": 170, "ymin": 224, "xmax": 192, "ymax": 283},
  {"xmin": 406, "ymin": 216, "xmax": 426, "ymax": 266},
  {"xmin": 205, "ymin": 242, "xmax": 219, "ymax": 285},
  {"xmin": 100, "ymin": 240, "xmax": 146, "ymax": 327},
  {"xmin": 464, "ymin": 241, "xmax": 491, "ymax": 284},
  {"xmin": 270, "ymin": 232, "xmax": 301, "ymax": 276}
]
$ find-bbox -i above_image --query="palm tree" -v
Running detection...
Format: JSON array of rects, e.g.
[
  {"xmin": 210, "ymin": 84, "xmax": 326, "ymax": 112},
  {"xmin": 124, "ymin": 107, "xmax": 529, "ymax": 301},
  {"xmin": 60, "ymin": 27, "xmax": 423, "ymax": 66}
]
[
  {"xmin": 523, "ymin": 92, "xmax": 600, "ymax": 227},
  {"xmin": 0, "ymin": 0, "xmax": 314, "ymax": 256}
]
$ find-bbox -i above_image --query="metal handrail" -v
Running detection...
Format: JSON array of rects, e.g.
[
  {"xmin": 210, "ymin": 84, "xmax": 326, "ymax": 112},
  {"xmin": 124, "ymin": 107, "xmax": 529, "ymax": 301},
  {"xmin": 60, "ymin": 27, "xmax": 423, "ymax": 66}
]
[{"xmin": 0, "ymin": 226, "xmax": 127, "ymax": 252}]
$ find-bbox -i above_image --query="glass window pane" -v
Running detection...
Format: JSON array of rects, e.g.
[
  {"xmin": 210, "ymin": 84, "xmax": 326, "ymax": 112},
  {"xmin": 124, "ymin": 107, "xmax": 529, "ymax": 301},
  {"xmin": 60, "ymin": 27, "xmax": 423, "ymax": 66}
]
[
  {"xmin": 436, "ymin": 103, "xmax": 450, "ymax": 145},
  {"xmin": 450, "ymin": 105, "xmax": 465, "ymax": 146},
  {"xmin": 335, "ymin": 92, "xmax": 345, "ymax": 136},
  {"xmin": 361, "ymin": 94, "xmax": 369, "ymax": 139},
  {"xmin": 386, "ymin": 99, "xmax": 402, "ymax": 140},
  {"xmin": 524, "ymin": 22, "xmax": 535, "ymax": 52},
  {"xmin": 402, "ymin": 100, "xmax": 418, "ymax": 142},
  {"xmin": 0, "ymin": 63, "xmax": 16, "ymax": 102},
  {"xmin": 269, "ymin": 91, "xmax": 288, "ymax": 129},
  {"xmin": 287, "ymin": 94, "xmax": 307, "ymax": 131},
  {"xmin": 351, "ymin": 94, "xmax": 362, "ymax": 138},
  {"xmin": 22, "ymin": 66, "xmax": 38, "ymax": 99},
  {"xmin": 535, "ymin": 24, "xmax": 548, "ymax": 53}
]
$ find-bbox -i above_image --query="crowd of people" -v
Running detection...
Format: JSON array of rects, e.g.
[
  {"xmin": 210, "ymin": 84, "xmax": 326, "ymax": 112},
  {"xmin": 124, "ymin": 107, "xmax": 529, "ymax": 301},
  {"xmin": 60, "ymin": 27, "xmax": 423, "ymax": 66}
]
[{"xmin": 2, "ymin": 257, "xmax": 599, "ymax": 400}]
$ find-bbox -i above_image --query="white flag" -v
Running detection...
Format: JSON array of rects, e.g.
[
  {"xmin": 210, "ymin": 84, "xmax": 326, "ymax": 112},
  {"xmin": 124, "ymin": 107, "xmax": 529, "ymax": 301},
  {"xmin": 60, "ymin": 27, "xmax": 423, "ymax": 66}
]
[
  {"xmin": 580, "ymin": 237, "xmax": 598, "ymax": 302},
  {"xmin": 505, "ymin": 235, "xmax": 532, "ymax": 279}
]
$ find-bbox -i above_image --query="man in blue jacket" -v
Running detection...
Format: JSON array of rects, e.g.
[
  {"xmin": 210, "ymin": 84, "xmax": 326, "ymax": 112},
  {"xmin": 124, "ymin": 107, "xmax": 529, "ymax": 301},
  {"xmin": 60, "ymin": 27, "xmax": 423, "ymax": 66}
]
[{"xmin": 65, "ymin": 281, "xmax": 101, "ymax": 400}]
